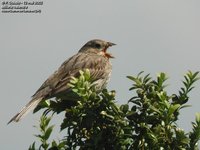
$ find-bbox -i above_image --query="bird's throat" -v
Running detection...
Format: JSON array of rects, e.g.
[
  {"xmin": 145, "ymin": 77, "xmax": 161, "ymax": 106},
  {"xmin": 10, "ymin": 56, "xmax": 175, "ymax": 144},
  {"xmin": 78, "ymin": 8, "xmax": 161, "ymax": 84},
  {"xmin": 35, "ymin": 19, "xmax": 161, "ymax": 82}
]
[{"xmin": 100, "ymin": 50, "xmax": 114, "ymax": 59}]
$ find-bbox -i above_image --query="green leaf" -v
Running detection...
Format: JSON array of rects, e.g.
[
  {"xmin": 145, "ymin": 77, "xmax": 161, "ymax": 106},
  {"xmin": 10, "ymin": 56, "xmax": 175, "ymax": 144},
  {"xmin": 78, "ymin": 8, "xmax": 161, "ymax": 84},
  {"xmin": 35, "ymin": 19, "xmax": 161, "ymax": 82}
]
[
  {"xmin": 120, "ymin": 104, "xmax": 129, "ymax": 114},
  {"xmin": 33, "ymin": 100, "xmax": 50, "ymax": 113},
  {"xmin": 44, "ymin": 125, "xmax": 54, "ymax": 140},
  {"xmin": 84, "ymin": 68, "xmax": 91, "ymax": 80},
  {"xmin": 168, "ymin": 104, "xmax": 180, "ymax": 116},
  {"xmin": 127, "ymin": 76, "xmax": 141, "ymax": 85},
  {"xmin": 195, "ymin": 113, "xmax": 200, "ymax": 123},
  {"xmin": 180, "ymin": 104, "xmax": 191, "ymax": 109},
  {"xmin": 28, "ymin": 142, "xmax": 36, "ymax": 150}
]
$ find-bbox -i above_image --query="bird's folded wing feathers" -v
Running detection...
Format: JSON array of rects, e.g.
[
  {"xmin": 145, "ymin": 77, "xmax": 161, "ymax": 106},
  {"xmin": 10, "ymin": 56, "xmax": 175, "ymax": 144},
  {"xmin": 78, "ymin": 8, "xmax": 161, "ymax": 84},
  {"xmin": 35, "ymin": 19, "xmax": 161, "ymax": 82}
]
[
  {"xmin": 33, "ymin": 52, "xmax": 108, "ymax": 98},
  {"xmin": 51, "ymin": 53, "xmax": 110, "ymax": 95}
]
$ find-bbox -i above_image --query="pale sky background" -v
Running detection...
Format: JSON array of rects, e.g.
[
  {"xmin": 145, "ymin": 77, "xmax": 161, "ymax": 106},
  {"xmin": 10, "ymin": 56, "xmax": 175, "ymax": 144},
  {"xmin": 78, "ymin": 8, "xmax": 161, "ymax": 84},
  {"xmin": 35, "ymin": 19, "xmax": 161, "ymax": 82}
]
[{"xmin": 1, "ymin": 0, "xmax": 200, "ymax": 149}]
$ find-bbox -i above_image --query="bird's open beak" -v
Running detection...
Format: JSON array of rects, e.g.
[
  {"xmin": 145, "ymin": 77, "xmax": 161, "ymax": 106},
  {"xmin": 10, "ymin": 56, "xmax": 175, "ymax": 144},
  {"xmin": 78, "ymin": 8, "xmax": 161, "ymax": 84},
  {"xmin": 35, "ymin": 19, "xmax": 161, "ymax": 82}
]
[
  {"xmin": 103, "ymin": 41, "xmax": 116, "ymax": 59},
  {"xmin": 107, "ymin": 42, "xmax": 116, "ymax": 47},
  {"xmin": 103, "ymin": 42, "xmax": 116, "ymax": 52}
]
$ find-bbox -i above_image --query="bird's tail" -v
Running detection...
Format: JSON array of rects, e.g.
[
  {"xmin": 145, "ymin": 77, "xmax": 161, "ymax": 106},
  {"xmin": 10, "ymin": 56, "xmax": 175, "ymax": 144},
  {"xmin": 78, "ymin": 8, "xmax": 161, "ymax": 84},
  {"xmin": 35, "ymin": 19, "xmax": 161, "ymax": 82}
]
[{"xmin": 8, "ymin": 97, "xmax": 43, "ymax": 124}]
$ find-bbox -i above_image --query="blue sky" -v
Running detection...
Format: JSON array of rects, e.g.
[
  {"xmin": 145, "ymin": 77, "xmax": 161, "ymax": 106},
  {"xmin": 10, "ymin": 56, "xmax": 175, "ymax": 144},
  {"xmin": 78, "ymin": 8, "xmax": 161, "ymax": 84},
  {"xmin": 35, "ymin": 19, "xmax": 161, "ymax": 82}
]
[{"xmin": 1, "ymin": 1, "xmax": 200, "ymax": 149}]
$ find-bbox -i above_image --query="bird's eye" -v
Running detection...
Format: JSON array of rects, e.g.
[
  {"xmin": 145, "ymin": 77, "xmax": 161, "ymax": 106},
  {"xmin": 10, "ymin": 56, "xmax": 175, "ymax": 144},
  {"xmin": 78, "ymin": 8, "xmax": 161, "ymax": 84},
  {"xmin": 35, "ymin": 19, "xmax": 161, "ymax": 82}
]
[{"xmin": 95, "ymin": 43, "xmax": 101, "ymax": 49}]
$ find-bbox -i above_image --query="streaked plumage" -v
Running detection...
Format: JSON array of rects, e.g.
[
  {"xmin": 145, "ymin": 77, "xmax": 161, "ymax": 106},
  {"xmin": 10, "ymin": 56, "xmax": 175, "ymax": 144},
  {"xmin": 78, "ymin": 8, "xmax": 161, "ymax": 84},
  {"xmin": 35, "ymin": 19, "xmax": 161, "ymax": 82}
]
[{"xmin": 8, "ymin": 39, "xmax": 115, "ymax": 123}]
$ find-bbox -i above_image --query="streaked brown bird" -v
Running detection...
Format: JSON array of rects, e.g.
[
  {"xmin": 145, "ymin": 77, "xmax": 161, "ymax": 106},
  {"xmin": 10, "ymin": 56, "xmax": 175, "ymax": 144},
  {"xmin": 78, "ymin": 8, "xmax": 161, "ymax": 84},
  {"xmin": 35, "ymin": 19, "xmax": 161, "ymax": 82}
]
[{"xmin": 8, "ymin": 39, "xmax": 115, "ymax": 124}]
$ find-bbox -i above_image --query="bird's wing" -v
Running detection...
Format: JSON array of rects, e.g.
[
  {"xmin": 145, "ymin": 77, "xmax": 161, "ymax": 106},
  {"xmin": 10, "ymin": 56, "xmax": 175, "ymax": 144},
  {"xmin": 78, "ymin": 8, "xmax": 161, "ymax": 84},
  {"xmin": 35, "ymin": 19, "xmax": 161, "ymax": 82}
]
[{"xmin": 32, "ymin": 52, "xmax": 110, "ymax": 99}]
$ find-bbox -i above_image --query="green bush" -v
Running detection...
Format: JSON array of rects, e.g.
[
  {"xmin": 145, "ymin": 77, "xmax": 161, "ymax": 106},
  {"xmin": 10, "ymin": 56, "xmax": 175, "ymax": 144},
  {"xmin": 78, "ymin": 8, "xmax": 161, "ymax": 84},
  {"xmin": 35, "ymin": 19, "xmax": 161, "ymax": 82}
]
[{"xmin": 29, "ymin": 70, "xmax": 200, "ymax": 150}]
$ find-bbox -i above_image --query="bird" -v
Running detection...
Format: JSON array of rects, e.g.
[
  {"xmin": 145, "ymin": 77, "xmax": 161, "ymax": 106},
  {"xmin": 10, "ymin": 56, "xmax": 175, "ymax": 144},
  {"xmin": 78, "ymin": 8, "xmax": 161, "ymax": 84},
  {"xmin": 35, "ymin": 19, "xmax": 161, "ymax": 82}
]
[{"xmin": 8, "ymin": 39, "xmax": 116, "ymax": 124}]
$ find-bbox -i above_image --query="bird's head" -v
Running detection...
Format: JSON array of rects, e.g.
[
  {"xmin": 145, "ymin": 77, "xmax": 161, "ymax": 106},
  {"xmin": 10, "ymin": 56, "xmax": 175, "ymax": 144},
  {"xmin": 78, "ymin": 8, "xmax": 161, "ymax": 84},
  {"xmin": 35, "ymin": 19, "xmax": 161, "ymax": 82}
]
[{"xmin": 79, "ymin": 39, "xmax": 116, "ymax": 59}]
